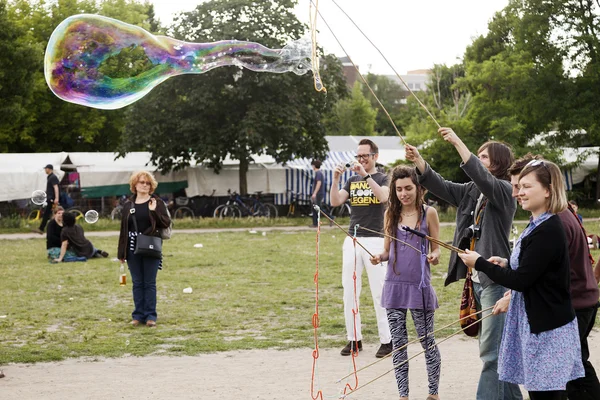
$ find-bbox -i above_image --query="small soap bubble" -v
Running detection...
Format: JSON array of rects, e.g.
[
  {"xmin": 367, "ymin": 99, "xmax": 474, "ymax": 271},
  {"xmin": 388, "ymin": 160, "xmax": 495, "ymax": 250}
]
[
  {"xmin": 84, "ymin": 210, "xmax": 99, "ymax": 224},
  {"xmin": 125, "ymin": 340, "xmax": 130, "ymax": 346},
  {"xmin": 31, "ymin": 190, "xmax": 47, "ymax": 206}
]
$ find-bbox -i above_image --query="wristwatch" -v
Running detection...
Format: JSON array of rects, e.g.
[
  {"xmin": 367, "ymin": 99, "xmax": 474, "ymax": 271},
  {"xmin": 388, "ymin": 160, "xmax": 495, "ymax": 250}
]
[{"xmin": 364, "ymin": 174, "xmax": 372, "ymax": 180}]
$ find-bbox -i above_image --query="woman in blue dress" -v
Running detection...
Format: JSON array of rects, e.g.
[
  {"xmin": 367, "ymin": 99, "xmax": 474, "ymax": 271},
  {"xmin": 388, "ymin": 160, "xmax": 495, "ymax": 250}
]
[{"xmin": 459, "ymin": 159, "xmax": 584, "ymax": 400}]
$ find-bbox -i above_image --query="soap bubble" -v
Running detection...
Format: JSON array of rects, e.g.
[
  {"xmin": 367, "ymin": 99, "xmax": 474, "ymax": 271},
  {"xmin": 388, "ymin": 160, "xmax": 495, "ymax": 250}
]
[
  {"xmin": 45, "ymin": 14, "xmax": 315, "ymax": 109},
  {"xmin": 84, "ymin": 210, "xmax": 99, "ymax": 224},
  {"xmin": 31, "ymin": 190, "xmax": 47, "ymax": 206}
]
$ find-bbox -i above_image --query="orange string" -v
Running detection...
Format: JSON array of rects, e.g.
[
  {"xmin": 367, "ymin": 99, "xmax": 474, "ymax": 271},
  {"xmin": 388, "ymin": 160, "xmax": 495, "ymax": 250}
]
[
  {"xmin": 310, "ymin": 220, "xmax": 324, "ymax": 400},
  {"xmin": 343, "ymin": 237, "xmax": 360, "ymax": 395}
]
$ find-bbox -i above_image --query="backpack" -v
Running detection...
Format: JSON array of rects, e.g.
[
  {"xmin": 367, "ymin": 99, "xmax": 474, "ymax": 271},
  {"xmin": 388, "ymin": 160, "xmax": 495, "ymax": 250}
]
[{"xmin": 159, "ymin": 203, "xmax": 173, "ymax": 240}]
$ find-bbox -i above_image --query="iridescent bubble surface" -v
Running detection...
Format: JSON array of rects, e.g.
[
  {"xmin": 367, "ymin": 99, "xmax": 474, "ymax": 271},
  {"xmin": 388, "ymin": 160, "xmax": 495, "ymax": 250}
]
[
  {"xmin": 45, "ymin": 14, "xmax": 314, "ymax": 109},
  {"xmin": 31, "ymin": 190, "xmax": 47, "ymax": 206},
  {"xmin": 84, "ymin": 210, "xmax": 99, "ymax": 224}
]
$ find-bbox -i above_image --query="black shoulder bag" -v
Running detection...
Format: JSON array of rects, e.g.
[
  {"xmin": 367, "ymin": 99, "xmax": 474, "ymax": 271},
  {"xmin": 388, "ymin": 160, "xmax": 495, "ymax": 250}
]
[{"xmin": 129, "ymin": 207, "xmax": 162, "ymax": 259}]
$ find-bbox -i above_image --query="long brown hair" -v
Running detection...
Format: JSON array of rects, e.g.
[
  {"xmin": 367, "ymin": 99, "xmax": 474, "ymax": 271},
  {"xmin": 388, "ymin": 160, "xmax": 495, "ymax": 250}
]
[
  {"xmin": 477, "ymin": 141, "xmax": 514, "ymax": 181},
  {"xmin": 384, "ymin": 166, "xmax": 426, "ymax": 238}
]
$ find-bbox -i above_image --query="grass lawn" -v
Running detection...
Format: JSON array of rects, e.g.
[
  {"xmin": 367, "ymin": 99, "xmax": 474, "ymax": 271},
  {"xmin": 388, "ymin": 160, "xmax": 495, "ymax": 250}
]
[{"xmin": 1, "ymin": 225, "xmax": 598, "ymax": 364}]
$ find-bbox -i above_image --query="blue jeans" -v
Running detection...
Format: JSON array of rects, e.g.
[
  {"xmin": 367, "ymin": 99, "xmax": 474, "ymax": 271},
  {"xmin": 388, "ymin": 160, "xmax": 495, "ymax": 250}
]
[
  {"xmin": 127, "ymin": 248, "xmax": 160, "ymax": 322},
  {"xmin": 474, "ymin": 281, "xmax": 523, "ymax": 400}
]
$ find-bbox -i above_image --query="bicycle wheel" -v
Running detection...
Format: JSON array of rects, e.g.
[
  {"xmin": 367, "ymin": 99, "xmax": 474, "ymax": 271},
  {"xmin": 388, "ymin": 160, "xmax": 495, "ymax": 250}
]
[
  {"xmin": 67, "ymin": 208, "xmax": 85, "ymax": 222},
  {"xmin": 221, "ymin": 205, "xmax": 240, "ymax": 218},
  {"xmin": 264, "ymin": 203, "xmax": 278, "ymax": 218},
  {"xmin": 174, "ymin": 206, "xmax": 194, "ymax": 219},
  {"xmin": 110, "ymin": 205, "xmax": 123, "ymax": 221},
  {"xmin": 333, "ymin": 203, "xmax": 351, "ymax": 218}
]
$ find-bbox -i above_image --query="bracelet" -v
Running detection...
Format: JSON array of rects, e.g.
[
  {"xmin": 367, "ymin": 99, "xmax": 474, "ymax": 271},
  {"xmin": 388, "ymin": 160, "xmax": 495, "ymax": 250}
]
[{"xmin": 364, "ymin": 174, "xmax": 372, "ymax": 180}]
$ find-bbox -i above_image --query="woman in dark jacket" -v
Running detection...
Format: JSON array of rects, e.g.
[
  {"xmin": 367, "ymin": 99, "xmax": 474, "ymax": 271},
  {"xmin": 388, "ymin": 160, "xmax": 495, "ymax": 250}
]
[
  {"xmin": 459, "ymin": 160, "xmax": 584, "ymax": 400},
  {"xmin": 118, "ymin": 171, "xmax": 171, "ymax": 327}
]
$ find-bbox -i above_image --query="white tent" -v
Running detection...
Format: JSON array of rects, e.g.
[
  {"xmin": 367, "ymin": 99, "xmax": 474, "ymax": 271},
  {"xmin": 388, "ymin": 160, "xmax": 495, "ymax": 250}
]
[
  {"xmin": 0, "ymin": 152, "xmax": 67, "ymax": 202},
  {"xmin": 66, "ymin": 152, "xmax": 187, "ymax": 197},
  {"xmin": 562, "ymin": 147, "xmax": 599, "ymax": 190}
]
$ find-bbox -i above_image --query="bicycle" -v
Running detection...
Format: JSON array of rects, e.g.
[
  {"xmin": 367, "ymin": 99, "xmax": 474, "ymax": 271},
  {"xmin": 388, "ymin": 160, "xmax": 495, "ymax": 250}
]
[
  {"xmin": 171, "ymin": 197, "xmax": 195, "ymax": 219},
  {"xmin": 331, "ymin": 200, "xmax": 351, "ymax": 218},
  {"xmin": 213, "ymin": 190, "xmax": 277, "ymax": 218},
  {"xmin": 26, "ymin": 203, "xmax": 84, "ymax": 224},
  {"xmin": 286, "ymin": 190, "xmax": 313, "ymax": 217}
]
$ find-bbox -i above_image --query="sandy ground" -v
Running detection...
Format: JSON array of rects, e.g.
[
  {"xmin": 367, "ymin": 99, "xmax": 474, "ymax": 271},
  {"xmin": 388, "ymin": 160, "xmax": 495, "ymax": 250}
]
[{"xmin": 2, "ymin": 331, "xmax": 600, "ymax": 400}]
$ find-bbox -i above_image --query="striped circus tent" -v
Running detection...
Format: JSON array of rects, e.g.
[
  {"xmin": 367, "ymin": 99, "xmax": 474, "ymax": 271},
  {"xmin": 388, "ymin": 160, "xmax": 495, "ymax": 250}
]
[{"xmin": 275, "ymin": 151, "xmax": 356, "ymax": 205}]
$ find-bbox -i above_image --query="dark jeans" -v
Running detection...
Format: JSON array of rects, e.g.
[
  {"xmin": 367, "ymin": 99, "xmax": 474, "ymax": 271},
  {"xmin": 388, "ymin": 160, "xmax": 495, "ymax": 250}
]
[
  {"xmin": 127, "ymin": 248, "xmax": 160, "ymax": 322},
  {"xmin": 566, "ymin": 302, "xmax": 600, "ymax": 400},
  {"xmin": 39, "ymin": 203, "xmax": 54, "ymax": 231},
  {"xmin": 311, "ymin": 193, "xmax": 332, "ymax": 226},
  {"xmin": 528, "ymin": 391, "xmax": 567, "ymax": 400}
]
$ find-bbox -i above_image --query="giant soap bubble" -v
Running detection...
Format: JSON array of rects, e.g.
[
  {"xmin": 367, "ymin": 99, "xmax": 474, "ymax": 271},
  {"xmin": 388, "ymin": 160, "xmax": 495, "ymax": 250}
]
[{"xmin": 44, "ymin": 14, "xmax": 315, "ymax": 110}]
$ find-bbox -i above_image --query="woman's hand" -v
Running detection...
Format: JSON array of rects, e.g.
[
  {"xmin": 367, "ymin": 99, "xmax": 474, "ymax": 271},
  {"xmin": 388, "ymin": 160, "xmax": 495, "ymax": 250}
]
[
  {"xmin": 493, "ymin": 290, "xmax": 512, "ymax": 315},
  {"xmin": 426, "ymin": 249, "xmax": 440, "ymax": 265},
  {"xmin": 438, "ymin": 127, "xmax": 462, "ymax": 146},
  {"xmin": 149, "ymin": 198, "xmax": 157, "ymax": 211},
  {"xmin": 404, "ymin": 144, "xmax": 422, "ymax": 162},
  {"xmin": 488, "ymin": 256, "xmax": 508, "ymax": 268},
  {"xmin": 52, "ymin": 258, "xmax": 62, "ymax": 263},
  {"xmin": 458, "ymin": 249, "xmax": 481, "ymax": 269},
  {"xmin": 370, "ymin": 254, "xmax": 382, "ymax": 265}
]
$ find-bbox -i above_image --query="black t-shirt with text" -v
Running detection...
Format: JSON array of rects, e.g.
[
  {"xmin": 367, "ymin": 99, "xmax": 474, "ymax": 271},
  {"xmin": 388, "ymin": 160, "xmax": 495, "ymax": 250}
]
[{"xmin": 342, "ymin": 172, "xmax": 389, "ymax": 237}]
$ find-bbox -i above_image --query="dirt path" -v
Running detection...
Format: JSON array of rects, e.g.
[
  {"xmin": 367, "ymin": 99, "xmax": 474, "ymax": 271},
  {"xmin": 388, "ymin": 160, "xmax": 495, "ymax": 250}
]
[{"xmin": 2, "ymin": 331, "xmax": 600, "ymax": 399}]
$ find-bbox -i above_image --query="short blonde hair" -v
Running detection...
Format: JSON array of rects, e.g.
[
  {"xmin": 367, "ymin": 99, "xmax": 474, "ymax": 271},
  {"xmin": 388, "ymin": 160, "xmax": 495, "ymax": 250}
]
[
  {"xmin": 518, "ymin": 160, "xmax": 567, "ymax": 214},
  {"xmin": 129, "ymin": 170, "xmax": 158, "ymax": 194}
]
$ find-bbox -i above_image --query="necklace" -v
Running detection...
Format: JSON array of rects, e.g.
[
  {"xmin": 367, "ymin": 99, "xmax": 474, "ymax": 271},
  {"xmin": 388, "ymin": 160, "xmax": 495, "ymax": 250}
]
[{"xmin": 401, "ymin": 210, "xmax": 417, "ymax": 217}]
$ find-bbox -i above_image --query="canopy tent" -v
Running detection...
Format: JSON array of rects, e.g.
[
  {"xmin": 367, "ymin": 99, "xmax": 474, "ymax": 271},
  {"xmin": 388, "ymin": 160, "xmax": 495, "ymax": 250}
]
[
  {"xmin": 562, "ymin": 147, "xmax": 600, "ymax": 190},
  {"xmin": 0, "ymin": 153, "xmax": 67, "ymax": 202},
  {"xmin": 66, "ymin": 152, "xmax": 188, "ymax": 197}
]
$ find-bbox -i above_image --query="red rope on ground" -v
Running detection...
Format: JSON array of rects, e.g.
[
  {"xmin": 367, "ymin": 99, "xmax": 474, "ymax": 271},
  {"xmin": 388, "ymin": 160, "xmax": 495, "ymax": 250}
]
[
  {"xmin": 310, "ymin": 220, "xmax": 324, "ymax": 400},
  {"xmin": 343, "ymin": 237, "xmax": 360, "ymax": 395}
]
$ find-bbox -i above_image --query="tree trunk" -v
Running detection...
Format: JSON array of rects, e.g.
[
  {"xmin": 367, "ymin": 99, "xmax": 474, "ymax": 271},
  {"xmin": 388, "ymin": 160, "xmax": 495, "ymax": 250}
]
[
  {"xmin": 239, "ymin": 157, "xmax": 249, "ymax": 195},
  {"xmin": 596, "ymin": 149, "xmax": 600, "ymax": 202}
]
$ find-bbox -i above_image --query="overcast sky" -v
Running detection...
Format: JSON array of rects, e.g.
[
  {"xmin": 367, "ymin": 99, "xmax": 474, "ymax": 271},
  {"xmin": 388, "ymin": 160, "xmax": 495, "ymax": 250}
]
[{"xmin": 151, "ymin": 0, "xmax": 510, "ymax": 74}]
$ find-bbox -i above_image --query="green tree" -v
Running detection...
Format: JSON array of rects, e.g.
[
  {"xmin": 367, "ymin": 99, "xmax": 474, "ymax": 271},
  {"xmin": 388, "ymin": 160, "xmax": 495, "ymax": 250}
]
[
  {"xmin": 360, "ymin": 73, "xmax": 406, "ymax": 135},
  {"xmin": 0, "ymin": 0, "xmax": 40, "ymax": 152},
  {"xmin": 121, "ymin": 0, "xmax": 347, "ymax": 194},
  {"xmin": 328, "ymin": 81, "xmax": 377, "ymax": 136}
]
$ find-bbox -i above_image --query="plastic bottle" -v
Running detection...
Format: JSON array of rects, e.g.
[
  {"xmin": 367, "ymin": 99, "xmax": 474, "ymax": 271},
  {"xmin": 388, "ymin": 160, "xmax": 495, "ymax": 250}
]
[{"xmin": 119, "ymin": 262, "xmax": 127, "ymax": 286}]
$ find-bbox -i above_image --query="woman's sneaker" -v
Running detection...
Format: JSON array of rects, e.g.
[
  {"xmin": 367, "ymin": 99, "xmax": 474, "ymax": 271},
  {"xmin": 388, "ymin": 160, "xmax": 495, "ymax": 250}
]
[{"xmin": 340, "ymin": 340, "xmax": 362, "ymax": 356}]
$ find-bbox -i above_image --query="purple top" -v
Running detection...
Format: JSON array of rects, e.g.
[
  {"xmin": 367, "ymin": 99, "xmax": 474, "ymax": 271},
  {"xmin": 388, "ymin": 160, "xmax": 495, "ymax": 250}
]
[{"xmin": 381, "ymin": 208, "xmax": 438, "ymax": 310}]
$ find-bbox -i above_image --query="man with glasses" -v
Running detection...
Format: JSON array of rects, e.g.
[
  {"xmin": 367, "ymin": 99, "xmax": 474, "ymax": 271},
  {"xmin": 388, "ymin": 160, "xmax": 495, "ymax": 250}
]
[{"xmin": 330, "ymin": 138, "xmax": 392, "ymax": 358}]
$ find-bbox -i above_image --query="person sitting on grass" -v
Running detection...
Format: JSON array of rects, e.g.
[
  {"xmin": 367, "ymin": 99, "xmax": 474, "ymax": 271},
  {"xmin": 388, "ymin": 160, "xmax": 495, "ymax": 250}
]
[{"xmin": 52, "ymin": 212, "xmax": 108, "ymax": 263}]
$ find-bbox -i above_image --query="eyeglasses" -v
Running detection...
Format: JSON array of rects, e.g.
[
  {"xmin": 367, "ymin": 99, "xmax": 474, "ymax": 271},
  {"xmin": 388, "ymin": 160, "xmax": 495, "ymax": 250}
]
[
  {"xmin": 137, "ymin": 181, "xmax": 151, "ymax": 186},
  {"xmin": 355, "ymin": 153, "xmax": 375, "ymax": 161}
]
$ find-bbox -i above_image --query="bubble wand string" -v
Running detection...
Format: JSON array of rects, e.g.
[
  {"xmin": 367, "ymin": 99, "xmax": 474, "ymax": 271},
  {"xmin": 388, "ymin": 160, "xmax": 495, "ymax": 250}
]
[
  {"xmin": 335, "ymin": 305, "xmax": 494, "ymax": 382},
  {"xmin": 308, "ymin": 2, "xmax": 408, "ymax": 145},
  {"xmin": 314, "ymin": 206, "xmax": 375, "ymax": 258},
  {"xmin": 340, "ymin": 313, "xmax": 494, "ymax": 398},
  {"xmin": 328, "ymin": 0, "xmax": 442, "ymax": 129}
]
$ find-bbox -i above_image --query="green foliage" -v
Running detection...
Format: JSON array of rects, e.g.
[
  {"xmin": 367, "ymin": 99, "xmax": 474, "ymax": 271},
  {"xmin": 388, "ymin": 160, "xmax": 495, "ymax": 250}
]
[
  {"xmin": 121, "ymin": 0, "xmax": 348, "ymax": 194},
  {"xmin": 0, "ymin": 0, "xmax": 40, "ymax": 152},
  {"xmin": 360, "ymin": 73, "xmax": 406, "ymax": 135},
  {"xmin": 327, "ymin": 81, "xmax": 377, "ymax": 136}
]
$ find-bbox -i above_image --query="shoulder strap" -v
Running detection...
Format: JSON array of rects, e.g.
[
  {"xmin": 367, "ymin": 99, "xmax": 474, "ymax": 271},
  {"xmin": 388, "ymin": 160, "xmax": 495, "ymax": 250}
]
[{"xmin": 129, "ymin": 207, "xmax": 139, "ymax": 232}]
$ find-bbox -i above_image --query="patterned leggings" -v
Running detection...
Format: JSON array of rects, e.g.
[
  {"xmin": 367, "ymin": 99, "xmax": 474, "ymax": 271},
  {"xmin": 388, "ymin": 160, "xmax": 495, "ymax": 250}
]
[{"xmin": 387, "ymin": 308, "xmax": 441, "ymax": 397}]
